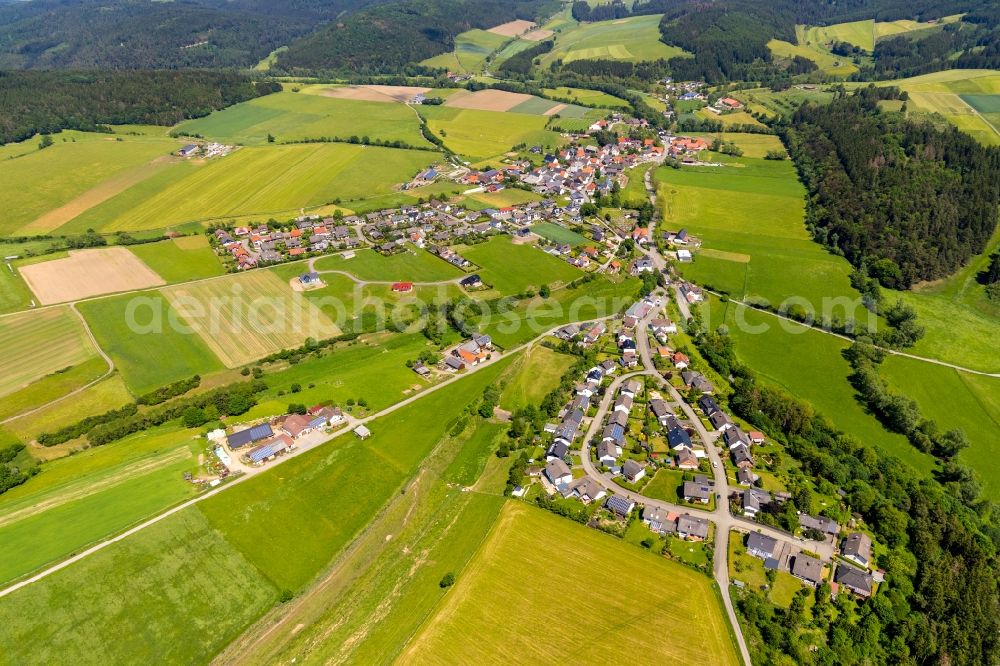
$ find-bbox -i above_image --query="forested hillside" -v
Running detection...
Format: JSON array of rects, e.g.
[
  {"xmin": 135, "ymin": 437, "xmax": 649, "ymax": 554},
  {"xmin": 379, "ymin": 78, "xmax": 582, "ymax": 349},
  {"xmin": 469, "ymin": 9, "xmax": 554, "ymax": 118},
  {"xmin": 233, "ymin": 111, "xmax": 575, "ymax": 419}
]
[
  {"xmin": 0, "ymin": 70, "xmax": 279, "ymax": 144},
  {"xmin": 784, "ymin": 86, "xmax": 1000, "ymax": 288},
  {"xmin": 0, "ymin": 0, "xmax": 385, "ymax": 69},
  {"xmin": 275, "ymin": 0, "xmax": 557, "ymax": 75}
]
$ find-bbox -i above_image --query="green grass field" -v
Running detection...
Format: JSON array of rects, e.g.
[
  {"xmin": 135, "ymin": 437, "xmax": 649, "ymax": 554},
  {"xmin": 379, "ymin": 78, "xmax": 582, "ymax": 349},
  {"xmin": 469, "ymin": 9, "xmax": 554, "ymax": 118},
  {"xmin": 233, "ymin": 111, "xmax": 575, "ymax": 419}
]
[
  {"xmin": 0, "ymin": 306, "xmax": 98, "ymax": 398},
  {"xmin": 421, "ymin": 105, "xmax": 562, "ymax": 161},
  {"xmin": 77, "ymin": 290, "xmax": 224, "ymax": 394},
  {"xmin": 767, "ymin": 39, "xmax": 858, "ymax": 77},
  {"xmin": 658, "ymin": 154, "xmax": 869, "ymax": 320},
  {"xmin": 799, "ymin": 20, "xmax": 875, "ymax": 52},
  {"xmin": 197, "ymin": 357, "xmax": 513, "ymax": 592},
  {"xmin": 542, "ymin": 86, "xmax": 630, "ymax": 108},
  {"xmin": 0, "ymin": 508, "xmax": 278, "ymax": 664},
  {"xmin": 709, "ymin": 298, "xmax": 933, "ymax": 473},
  {"xmin": 540, "ymin": 14, "xmax": 688, "ymax": 66},
  {"xmin": 742, "ymin": 86, "xmax": 836, "ymax": 119},
  {"xmin": 500, "ymin": 345, "xmax": 574, "ymax": 411},
  {"xmin": 4, "ymin": 374, "xmax": 133, "ymax": 443},
  {"xmin": 400, "ymin": 502, "xmax": 739, "ymax": 665},
  {"xmin": 464, "ymin": 188, "xmax": 542, "ymax": 209},
  {"xmin": 0, "ymin": 260, "xmax": 36, "ymax": 314},
  {"xmin": 314, "ymin": 245, "xmax": 464, "ymax": 282},
  {"xmin": 420, "ymin": 29, "xmax": 509, "ymax": 73},
  {"xmin": 94, "ymin": 143, "xmax": 436, "ymax": 232},
  {"xmin": 698, "ymin": 108, "xmax": 767, "ymax": 128},
  {"xmin": 460, "ymin": 236, "xmax": 580, "ymax": 295},
  {"xmin": 880, "ymin": 357, "xmax": 1000, "ymax": 500},
  {"xmin": 0, "ymin": 356, "xmax": 108, "ymax": 422},
  {"xmin": 0, "ymin": 131, "xmax": 180, "ymax": 236},
  {"xmin": 128, "ymin": 236, "xmax": 225, "ymax": 283},
  {"xmin": 0, "ymin": 425, "xmax": 202, "ymax": 585},
  {"xmin": 530, "ymin": 221, "xmax": 590, "ymax": 246},
  {"xmin": 695, "ymin": 133, "xmax": 786, "ymax": 159},
  {"xmin": 874, "ymin": 14, "xmax": 962, "ymax": 39},
  {"xmin": 173, "ymin": 91, "xmax": 430, "ymax": 147}
]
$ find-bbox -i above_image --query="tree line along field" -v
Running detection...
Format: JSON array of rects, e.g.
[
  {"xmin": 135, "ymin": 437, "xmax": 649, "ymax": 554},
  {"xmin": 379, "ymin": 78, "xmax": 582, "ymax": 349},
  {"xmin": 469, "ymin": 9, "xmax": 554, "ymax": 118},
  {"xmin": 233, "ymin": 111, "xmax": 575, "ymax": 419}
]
[
  {"xmin": 538, "ymin": 14, "xmax": 689, "ymax": 66},
  {"xmin": 658, "ymin": 147, "xmax": 870, "ymax": 322},
  {"xmin": 172, "ymin": 91, "xmax": 431, "ymax": 147},
  {"xmin": 399, "ymin": 502, "xmax": 739, "ymax": 665}
]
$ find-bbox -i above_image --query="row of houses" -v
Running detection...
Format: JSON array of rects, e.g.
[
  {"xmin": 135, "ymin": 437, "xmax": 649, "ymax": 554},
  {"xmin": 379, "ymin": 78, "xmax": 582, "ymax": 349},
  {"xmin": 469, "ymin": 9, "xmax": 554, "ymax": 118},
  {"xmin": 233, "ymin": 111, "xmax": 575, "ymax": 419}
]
[
  {"xmin": 442, "ymin": 333, "xmax": 493, "ymax": 372},
  {"xmin": 643, "ymin": 506, "xmax": 711, "ymax": 541},
  {"xmin": 745, "ymin": 531, "xmax": 876, "ymax": 597}
]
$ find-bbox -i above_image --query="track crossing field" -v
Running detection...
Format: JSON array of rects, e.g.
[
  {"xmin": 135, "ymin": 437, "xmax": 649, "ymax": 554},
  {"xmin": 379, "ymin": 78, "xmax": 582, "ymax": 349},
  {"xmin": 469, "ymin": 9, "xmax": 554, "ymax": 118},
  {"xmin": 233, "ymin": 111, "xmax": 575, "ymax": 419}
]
[
  {"xmin": 400, "ymin": 502, "xmax": 739, "ymax": 665},
  {"xmin": 162, "ymin": 270, "xmax": 341, "ymax": 367},
  {"xmin": 0, "ymin": 307, "xmax": 98, "ymax": 398},
  {"xmin": 95, "ymin": 143, "xmax": 437, "ymax": 231},
  {"xmin": 173, "ymin": 91, "xmax": 430, "ymax": 146}
]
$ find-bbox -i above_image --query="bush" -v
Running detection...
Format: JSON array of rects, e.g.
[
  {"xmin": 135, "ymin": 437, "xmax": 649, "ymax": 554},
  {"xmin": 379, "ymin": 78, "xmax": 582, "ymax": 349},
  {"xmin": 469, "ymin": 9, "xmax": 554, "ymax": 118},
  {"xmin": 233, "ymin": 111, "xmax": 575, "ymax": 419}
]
[{"xmin": 439, "ymin": 572, "xmax": 455, "ymax": 588}]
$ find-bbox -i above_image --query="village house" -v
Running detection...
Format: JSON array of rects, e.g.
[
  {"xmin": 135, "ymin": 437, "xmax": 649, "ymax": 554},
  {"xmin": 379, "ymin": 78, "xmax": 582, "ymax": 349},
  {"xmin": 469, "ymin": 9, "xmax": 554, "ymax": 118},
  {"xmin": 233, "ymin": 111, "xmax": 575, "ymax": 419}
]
[
  {"xmin": 545, "ymin": 458, "xmax": 573, "ymax": 488},
  {"xmin": 605, "ymin": 495, "xmax": 635, "ymax": 518},
  {"xmin": 834, "ymin": 563, "xmax": 874, "ymax": 598},
  {"xmin": 842, "ymin": 532, "xmax": 873, "ymax": 567},
  {"xmin": 683, "ymin": 479, "xmax": 711, "ymax": 503},
  {"xmin": 791, "ymin": 554, "xmax": 824, "ymax": 587},
  {"xmin": 746, "ymin": 532, "xmax": 778, "ymax": 561},
  {"xmin": 743, "ymin": 488, "xmax": 772, "ymax": 518},
  {"xmin": 622, "ymin": 459, "xmax": 646, "ymax": 483},
  {"xmin": 677, "ymin": 514, "xmax": 709, "ymax": 540}
]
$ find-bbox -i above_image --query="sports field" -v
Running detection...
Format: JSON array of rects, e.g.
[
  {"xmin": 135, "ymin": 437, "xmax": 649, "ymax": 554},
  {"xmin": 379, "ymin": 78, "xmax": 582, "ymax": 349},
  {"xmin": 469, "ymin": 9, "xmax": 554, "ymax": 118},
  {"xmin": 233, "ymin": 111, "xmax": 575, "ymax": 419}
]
[
  {"xmin": 880, "ymin": 357, "xmax": 1000, "ymax": 500},
  {"xmin": 658, "ymin": 154, "xmax": 868, "ymax": 320},
  {"xmin": 421, "ymin": 106, "xmax": 561, "ymax": 160},
  {"xmin": 173, "ymin": 91, "xmax": 429, "ymax": 146},
  {"xmin": 0, "ymin": 131, "xmax": 179, "ymax": 236},
  {"xmin": 19, "ymin": 247, "xmax": 165, "ymax": 304},
  {"xmin": 460, "ymin": 236, "xmax": 580, "ymax": 294},
  {"xmin": 96, "ymin": 143, "xmax": 436, "ymax": 231},
  {"xmin": 0, "ymin": 306, "xmax": 98, "ymax": 398},
  {"xmin": 128, "ymin": 235, "xmax": 225, "ymax": 283},
  {"xmin": 539, "ymin": 14, "xmax": 688, "ymax": 65},
  {"xmin": 400, "ymin": 502, "xmax": 739, "ymax": 665},
  {"xmin": 420, "ymin": 29, "xmax": 509, "ymax": 73},
  {"xmin": 314, "ymin": 246, "xmax": 464, "ymax": 282},
  {"xmin": 0, "ymin": 508, "xmax": 278, "ymax": 665},
  {"xmin": 77, "ymin": 290, "xmax": 224, "ymax": 394},
  {"xmin": 798, "ymin": 20, "xmax": 875, "ymax": 52},
  {"xmin": 709, "ymin": 297, "xmax": 932, "ymax": 473},
  {"xmin": 162, "ymin": 270, "xmax": 340, "ymax": 368}
]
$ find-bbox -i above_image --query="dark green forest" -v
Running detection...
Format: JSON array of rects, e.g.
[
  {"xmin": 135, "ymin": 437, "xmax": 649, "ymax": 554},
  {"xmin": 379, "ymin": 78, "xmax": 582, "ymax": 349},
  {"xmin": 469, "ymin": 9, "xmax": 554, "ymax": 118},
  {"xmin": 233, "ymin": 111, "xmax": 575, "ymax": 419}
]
[
  {"xmin": 783, "ymin": 86, "xmax": 1000, "ymax": 288},
  {"xmin": 0, "ymin": 70, "xmax": 279, "ymax": 144}
]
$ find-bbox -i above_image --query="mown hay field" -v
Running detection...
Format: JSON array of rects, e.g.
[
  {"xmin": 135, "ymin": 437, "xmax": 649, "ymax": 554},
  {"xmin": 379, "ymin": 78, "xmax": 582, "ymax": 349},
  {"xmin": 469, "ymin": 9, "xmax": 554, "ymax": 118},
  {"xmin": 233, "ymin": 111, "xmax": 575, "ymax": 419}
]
[
  {"xmin": 173, "ymin": 91, "xmax": 430, "ymax": 146},
  {"xmin": 0, "ymin": 306, "xmax": 98, "ymax": 398},
  {"xmin": 97, "ymin": 143, "xmax": 436, "ymax": 232},
  {"xmin": 460, "ymin": 236, "xmax": 580, "ymax": 295},
  {"xmin": 399, "ymin": 502, "xmax": 740, "ymax": 665},
  {"xmin": 0, "ymin": 131, "xmax": 179, "ymax": 236},
  {"xmin": 162, "ymin": 270, "xmax": 340, "ymax": 368},
  {"xmin": 128, "ymin": 235, "xmax": 226, "ymax": 283}
]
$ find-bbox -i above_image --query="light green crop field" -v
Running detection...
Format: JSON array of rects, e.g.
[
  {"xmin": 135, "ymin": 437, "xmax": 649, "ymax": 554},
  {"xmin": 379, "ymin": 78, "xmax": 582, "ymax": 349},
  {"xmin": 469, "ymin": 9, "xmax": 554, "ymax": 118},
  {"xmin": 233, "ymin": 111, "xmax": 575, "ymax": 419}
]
[
  {"xmin": 420, "ymin": 29, "xmax": 509, "ymax": 73},
  {"xmin": 0, "ymin": 306, "xmax": 98, "ymax": 398},
  {"xmin": 530, "ymin": 221, "xmax": 589, "ymax": 246},
  {"xmin": 0, "ymin": 356, "xmax": 108, "ymax": 422},
  {"xmin": 173, "ymin": 92, "xmax": 430, "ymax": 146},
  {"xmin": 197, "ymin": 357, "xmax": 513, "ymax": 592},
  {"xmin": 460, "ymin": 236, "xmax": 580, "ymax": 295},
  {"xmin": 540, "ymin": 14, "xmax": 688, "ymax": 66},
  {"xmin": 77, "ymin": 290, "xmax": 223, "ymax": 394},
  {"xmin": 97, "ymin": 143, "xmax": 436, "ymax": 231},
  {"xmin": 658, "ymin": 155, "xmax": 869, "ymax": 320},
  {"xmin": 0, "ymin": 508, "xmax": 278, "ymax": 665},
  {"xmin": 691, "ymin": 133, "xmax": 786, "ymax": 159},
  {"xmin": 0, "ymin": 131, "xmax": 179, "ymax": 236},
  {"xmin": 798, "ymin": 20, "xmax": 875, "ymax": 52},
  {"xmin": 163, "ymin": 270, "xmax": 340, "ymax": 368},
  {"xmin": 543, "ymin": 86, "xmax": 630, "ymax": 108},
  {"xmin": 874, "ymin": 14, "xmax": 962, "ymax": 39},
  {"xmin": 500, "ymin": 345, "xmax": 574, "ymax": 411},
  {"xmin": 880, "ymin": 357, "xmax": 1000, "ymax": 500},
  {"xmin": 767, "ymin": 39, "xmax": 858, "ymax": 77},
  {"xmin": 314, "ymin": 245, "xmax": 465, "ymax": 282},
  {"xmin": 464, "ymin": 188, "xmax": 542, "ymax": 209},
  {"xmin": 709, "ymin": 298, "xmax": 932, "ymax": 473},
  {"xmin": 421, "ymin": 105, "xmax": 562, "ymax": 160},
  {"xmin": 0, "ymin": 425, "xmax": 201, "ymax": 585},
  {"xmin": 128, "ymin": 236, "xmax": 225, "ymax": 283},
  {"xmin": 400, "ymin": 502, "xmax": 739, "ymax": 665}
]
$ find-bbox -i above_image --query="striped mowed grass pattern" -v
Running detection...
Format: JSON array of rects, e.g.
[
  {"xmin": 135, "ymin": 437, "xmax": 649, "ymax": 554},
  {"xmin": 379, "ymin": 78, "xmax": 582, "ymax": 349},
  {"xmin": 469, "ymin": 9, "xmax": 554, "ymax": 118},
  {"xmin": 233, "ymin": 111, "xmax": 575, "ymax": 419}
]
[
  {"xmin": 162, "ymin": 271, "xmax": 341, "ymax": 368},
  {"xmin": 0, "ymin": 307, "xmax": 98, "ymax": 398}
]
